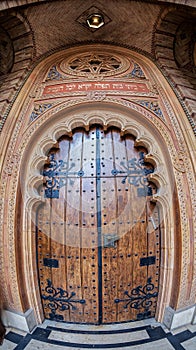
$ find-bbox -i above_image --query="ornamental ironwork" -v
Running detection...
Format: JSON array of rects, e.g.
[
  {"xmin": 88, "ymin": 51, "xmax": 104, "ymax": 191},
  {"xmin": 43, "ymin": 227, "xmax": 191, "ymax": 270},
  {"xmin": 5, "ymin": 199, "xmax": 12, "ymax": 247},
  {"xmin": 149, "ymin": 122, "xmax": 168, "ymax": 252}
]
[
  {"xmin": 111, "ymin": 152, "xmax": 154, "ymax": 196},
  {"xmin": 43, "ymin": 153, "xmax": 84, "ymax": 198},
  {"xmin": 43, "ymin": 151, "xmax": 154, "ymax": 198},
  {"xmin": 42, "ymin": 279, "xmax": 85, "ymax": 321},
  {"xmin": 114, "ymin": 277, "xmax": 158, "ymax": 317}
]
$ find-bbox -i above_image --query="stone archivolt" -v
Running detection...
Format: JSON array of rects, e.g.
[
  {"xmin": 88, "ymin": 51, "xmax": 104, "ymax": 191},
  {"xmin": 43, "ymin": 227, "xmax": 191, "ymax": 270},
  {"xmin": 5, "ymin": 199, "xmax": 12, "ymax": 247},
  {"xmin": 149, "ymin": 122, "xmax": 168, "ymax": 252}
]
[{"xmin": 0, "ymin": 46, "xmax": 195, "ymax": 325}]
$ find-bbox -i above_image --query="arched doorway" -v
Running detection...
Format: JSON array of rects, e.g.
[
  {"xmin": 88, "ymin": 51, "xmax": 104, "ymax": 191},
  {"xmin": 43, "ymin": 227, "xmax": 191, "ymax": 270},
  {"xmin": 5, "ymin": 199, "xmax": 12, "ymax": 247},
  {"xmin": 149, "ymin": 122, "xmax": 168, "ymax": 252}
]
[
  {"xmin": 37, "ymin": 125, "xmax": 161, "ymax": 324},
  {"xmin": 2, "ymin": 41, "xmax": 194, "ymax": 331}
]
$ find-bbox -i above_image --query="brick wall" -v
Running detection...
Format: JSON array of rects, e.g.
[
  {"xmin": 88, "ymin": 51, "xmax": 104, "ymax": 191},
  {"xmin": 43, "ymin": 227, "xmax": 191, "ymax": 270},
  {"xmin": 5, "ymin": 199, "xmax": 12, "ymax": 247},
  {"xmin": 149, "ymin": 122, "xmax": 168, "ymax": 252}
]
[{"xmin": 154, "ymin": 7, "xmax": 196, "ymax": 132}]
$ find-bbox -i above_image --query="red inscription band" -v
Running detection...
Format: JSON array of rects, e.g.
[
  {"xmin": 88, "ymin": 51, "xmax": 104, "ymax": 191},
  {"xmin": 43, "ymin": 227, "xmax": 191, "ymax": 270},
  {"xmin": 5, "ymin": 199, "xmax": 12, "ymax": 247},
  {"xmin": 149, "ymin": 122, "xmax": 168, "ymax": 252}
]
[{"xmin": 43, "ymin": 81, "xmax": 149, "ymax": 95}]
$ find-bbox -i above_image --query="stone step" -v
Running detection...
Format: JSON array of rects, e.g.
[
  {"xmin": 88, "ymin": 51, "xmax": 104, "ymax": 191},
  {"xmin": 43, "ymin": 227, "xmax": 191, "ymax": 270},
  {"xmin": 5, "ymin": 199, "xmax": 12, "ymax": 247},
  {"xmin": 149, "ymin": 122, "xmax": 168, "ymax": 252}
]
[{"xmin": 3, "ymin": 319, "xmax": 196, "ymax": 349}]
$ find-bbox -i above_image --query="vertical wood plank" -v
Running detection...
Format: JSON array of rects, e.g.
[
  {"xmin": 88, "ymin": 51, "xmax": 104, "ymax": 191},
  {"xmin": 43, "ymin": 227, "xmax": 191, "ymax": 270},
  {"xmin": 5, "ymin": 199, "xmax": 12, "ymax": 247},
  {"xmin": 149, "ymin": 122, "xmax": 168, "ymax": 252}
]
[
  {"xmin": 81, "ymin": 128, "xmax": 99, "ymax": 323},
  {"xmin": 37, "ymin": 199, "xmax": 52, "ymax": 320},
  {"xmin": 49, "ymin": 142, "xmax": 69, "ymax": 321},
  {"xmin": 146, "ymin": 200, "xmax": 160, "ymax": 317},
  {"xmin": 113, "ymin": 129, "xmax": 135, "ymax": 322},
  {"xmin": 101, "ymin": 128, "xmax": 118, "ymax": 323},
  {"xmin": 65, "ymin": 131, "xmax": 83, "ymax": 322},
  {"xmin": 127, "ymin": 140, "xmax": 148, "ymax": 321}
]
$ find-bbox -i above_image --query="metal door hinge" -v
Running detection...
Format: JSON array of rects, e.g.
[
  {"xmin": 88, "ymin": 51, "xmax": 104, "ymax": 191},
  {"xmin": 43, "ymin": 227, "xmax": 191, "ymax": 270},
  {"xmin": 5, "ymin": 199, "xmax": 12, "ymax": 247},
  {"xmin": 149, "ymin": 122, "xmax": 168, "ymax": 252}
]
[
  {"xmin": 43, "ymin": 258, "xmax": 59, "ymax": 268},
  {"xmin": 140, "ymin": 256, "xmax": 156, "ymax": 266}
]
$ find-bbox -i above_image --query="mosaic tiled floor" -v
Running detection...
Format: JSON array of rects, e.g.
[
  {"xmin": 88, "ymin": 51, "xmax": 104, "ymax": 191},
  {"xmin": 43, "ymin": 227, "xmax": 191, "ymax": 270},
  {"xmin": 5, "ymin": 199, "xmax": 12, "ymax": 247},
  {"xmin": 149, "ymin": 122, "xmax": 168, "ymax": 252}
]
[{"xmin": 1, "ymin": 319, "xmax": 196, "ymax": 349}]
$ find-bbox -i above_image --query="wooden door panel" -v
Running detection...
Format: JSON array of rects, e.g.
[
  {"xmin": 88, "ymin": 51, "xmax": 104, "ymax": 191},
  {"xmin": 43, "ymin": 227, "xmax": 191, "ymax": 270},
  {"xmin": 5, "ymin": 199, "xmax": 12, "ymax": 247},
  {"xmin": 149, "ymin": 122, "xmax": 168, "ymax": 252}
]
[{"xmin": 37, "ymin": 125, "xmax": 160, "ymax": 324}]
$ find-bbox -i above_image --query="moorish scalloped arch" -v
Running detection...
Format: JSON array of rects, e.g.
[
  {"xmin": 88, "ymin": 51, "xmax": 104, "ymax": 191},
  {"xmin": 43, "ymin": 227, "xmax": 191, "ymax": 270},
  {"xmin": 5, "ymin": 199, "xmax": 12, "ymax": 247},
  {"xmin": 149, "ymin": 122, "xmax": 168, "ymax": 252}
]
[{"xmin": 16, "ymin": 100, "xmax": 175, "ymax": 325}]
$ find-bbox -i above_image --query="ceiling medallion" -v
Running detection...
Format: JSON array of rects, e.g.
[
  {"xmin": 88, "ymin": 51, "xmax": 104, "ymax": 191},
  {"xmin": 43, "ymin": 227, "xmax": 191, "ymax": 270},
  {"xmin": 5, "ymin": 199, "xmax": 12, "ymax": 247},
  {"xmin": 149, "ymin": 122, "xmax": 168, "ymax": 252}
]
[{"xmin": 76, "ymin": 6, "xmax": 111, "ymax": 32}]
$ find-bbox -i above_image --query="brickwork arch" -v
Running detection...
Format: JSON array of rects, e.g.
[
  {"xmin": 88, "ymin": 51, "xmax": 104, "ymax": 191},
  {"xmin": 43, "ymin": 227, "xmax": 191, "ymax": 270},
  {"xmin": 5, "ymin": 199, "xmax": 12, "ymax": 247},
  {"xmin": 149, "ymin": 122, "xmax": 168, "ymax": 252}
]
[
  {"xmin": 153, "ymin": 6, "xmax": 196, "ymax": 133},
  {"xmin": 0, "ymin": 12, "xmax": 34, "ymax": 131}
]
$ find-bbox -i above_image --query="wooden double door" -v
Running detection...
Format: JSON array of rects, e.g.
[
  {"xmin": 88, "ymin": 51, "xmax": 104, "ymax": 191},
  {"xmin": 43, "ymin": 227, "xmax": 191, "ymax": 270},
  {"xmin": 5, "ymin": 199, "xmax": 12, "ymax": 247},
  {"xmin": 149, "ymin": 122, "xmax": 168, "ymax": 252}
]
[{"xmin": 37, "ymin": 125, "xmax": 160, "ymax": 324}]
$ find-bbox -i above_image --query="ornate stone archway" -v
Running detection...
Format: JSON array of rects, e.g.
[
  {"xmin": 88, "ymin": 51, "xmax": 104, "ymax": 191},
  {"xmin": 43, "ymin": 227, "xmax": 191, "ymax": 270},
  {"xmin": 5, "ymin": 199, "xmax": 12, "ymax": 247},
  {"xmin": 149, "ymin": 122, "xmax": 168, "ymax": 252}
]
[{"xmin": 0, "ymin": 44, "xmax": 195, "ymax": 330}]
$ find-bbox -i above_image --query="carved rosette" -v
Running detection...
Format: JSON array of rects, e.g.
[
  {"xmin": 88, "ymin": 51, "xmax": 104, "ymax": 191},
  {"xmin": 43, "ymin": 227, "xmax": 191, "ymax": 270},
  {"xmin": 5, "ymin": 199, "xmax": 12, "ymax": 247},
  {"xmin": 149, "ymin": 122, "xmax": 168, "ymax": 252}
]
[{"xmin": 59, "ymin": 51, "xmax": 131, "ymax": 78}]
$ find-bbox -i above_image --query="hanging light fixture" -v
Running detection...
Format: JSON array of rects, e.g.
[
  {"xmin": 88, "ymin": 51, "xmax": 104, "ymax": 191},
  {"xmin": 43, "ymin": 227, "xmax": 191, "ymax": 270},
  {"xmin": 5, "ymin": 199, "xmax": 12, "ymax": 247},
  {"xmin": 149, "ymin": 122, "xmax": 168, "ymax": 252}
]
[{"xmin": 86, "ymin": 13, "xmax": 105, "ymax": 29}]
